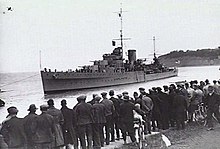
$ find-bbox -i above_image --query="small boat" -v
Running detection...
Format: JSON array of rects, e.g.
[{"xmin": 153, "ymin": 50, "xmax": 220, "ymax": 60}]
[{"xmin": 0, "ymin": 98, "xmax": 5, "ymax": 107}]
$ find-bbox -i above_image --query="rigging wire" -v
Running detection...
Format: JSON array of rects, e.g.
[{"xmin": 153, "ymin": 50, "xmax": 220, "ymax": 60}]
[{"xmin": 0, "ymin": 74, "xmax": 39, "ymax": 88}]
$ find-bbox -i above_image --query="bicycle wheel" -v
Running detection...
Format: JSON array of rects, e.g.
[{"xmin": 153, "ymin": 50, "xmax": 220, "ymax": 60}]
[
  {"xmin": 195, "ymin": 113, "xmax": 206, "ymax": 126},
  {"xmin": 138, "ymin": 124, "xmax": 144, "ymax": 149}
]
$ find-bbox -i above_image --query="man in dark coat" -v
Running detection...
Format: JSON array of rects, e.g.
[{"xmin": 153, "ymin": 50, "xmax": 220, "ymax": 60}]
[
  {"xmin": 148, "ymin": 89, "xmax": 162, "ymax": 131},
  {"xmin": 109, "ymin": 90, "xmax": 121, "ymax": 141},
  {"xmin": 33, "ymin": 105, "xmax": 55, "ymax": 149},
  {"xmin": 100, "ymin": 92, "xmax": 115, "ymax": 145},
  {"xmin": 119, "ymin": 95, "xmax": 145, "ymax": 144},
  {"xmin": 136, "ymin": 95, "xmax": 153, "ymax": 134},
  {"xmin": 0, "ymin": 106, "xmax": 27, "ymax": 149},
  {"xmin": 157, "ymin": 87, "xmax": 170, "ymax": 130},
  {"xmin": 173, "ymin": 89, "xmax": 187, "ymax": 130},
  {"xmin": 23, "ymin": 104, "xmax": 38, "ymax": 149},
  {"xmin": 60, "ymin": 100, "xmax": 78, "ymax": 149},
  {"xmin": 204, "ymin": 85, "xmax": 220, "ymax": 130},
  {"xmin": 74, "ymin": 95, "xmax": 93, "ymax": 149},
  {"xmin": 92, "ymin": 96, "xmax": 107, "ymax": 148},
  {"xmin": 47, "ymin": 99, "xmax": 64, "ymax": 148},
  {"xmin": 0, "ymin": 134, "xmax": 8, "ymax": 149},
  {"xmin": 139, "ymin": 87, "xmax": 148, "ymax": 99}
]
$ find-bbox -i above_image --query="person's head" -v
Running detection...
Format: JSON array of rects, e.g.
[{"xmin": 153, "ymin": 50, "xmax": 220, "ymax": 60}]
[
  {"xmin": 40, "ymin": 104, "xmax": 49, "ymax": 112},
  {"xmin": 156, "ymin": 87, "xmax": 162, "ymax": 92},
  {"xmin": 200, "ymin": 81, "xmax": 205, "ymax": 86},
  {"xmin": 61, "ymin": 99, "xmax": 67, "ymax": 106},
  {"xmin": 208, "ymin": 85, "xmax": 214, "ymax": 95},
  {"xmin": 133, "ymin": 92, "xmax": 139, "ymax": 99},
  {"xmin": 27, "ymin": 104, "xmax": 38, "ymax": 112},
  {"xmin": 109, "ymin": 90, "xmax": 114, "ymax": 96},
  {"xmin": 192, "ymin": 84, "xmax": 198, "ymax": 90},
  {"xmin": 101, "ymin": 92, "xmax": 107, "ymax": 98},
  {"xmin": 163, "ymin": 85, "xmax": 169, "ymax": 92},
  {"xmin": 92, "ymin": 94, "xmax": 98, "ymax": 99},
  {"xmin": 205, "ymin": 79, "xmax": 210, "ymax": 85},
  {"xmin": 148, "ymin": 89, "xmax": 153, "ymax": 94},
  {"xmin": 185, "ymin": 83, "xmax": 189, "ymax": 89},
  {"xmin": 7, "ymin": 106, "xmax": 18, "ymax": 116},
  {"xmin": 77, "ymin": 95, "xmax": 87, "ymax": 103},
  {"xmin": 152, "ymin": 87, "xmax": 157, "ymax": 93},
  {"xmin": 213, "ymin": 80, "xmax": 217, "ymax": 84},
  {"xmin": 123, "ymin": 95, "xmax": 129, "ymax": 102},
  {"xmin": 194, "ymin": 80, "xmax": 198, "ymax": 85},
  {"xmin": 94, "ymin": 96, "xmax": 102, "ymax": 103},
  {"xmin": 139, "ymin": 87, "xmax": 145, "ymax": 94},
  {"xmin": 122, "ymin": 91, "xmax": 129, "ymax": 97},
  {"xmin": 117, "ymin": 94, "xmax": 122, "ymax": 99},
  {"xmin": 47, "ymin": 99, "xmax": 54, "ymax": 107},
  {"xmin": 169, "ymin": 84, "xmax": 176, "ymax": 90}
]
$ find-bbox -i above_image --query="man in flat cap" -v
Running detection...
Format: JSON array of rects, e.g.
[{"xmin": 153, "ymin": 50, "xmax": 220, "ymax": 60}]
[
  {"xmin": 74, "ymin": 95, "xmax": 93, "ymax": 149},
  {"xmin": 60, "ymin": 100, "xmax": 78, "ymax": 149},
  {"xmin": 87, "ymin": 94, "xmax": 98, "ymax": 105},
  {"xmin": 100, "ymin": 92, "xmax": 115, "ymax": 145},
  {"xmin": 33, "ymin": 104, "xmax": 54, "ymax": 149},
  {"xmin": 157, "ymin": 87, "xmax": 170, "ymax": 130},
  {"xmin": 23, "ymin": 104, "xmax": 38, "ymax": 149},
  {"xmin": 119, "ymin": 95, "xmax": 145, "ymax": 144},
  {"xmin": 204, "ymin": 85, "xmax": 220, "ymax": 130},
  {"xmin": 0, "ymin": 106, "xmax": 27, "ymax": 149},
  {"xmin": 117, "ymin": 94, "xmax": 123, "ymax": 104},
  {"xmin": 47, "ymin": 99, "xmax": 64, "ymax": 148},
  {"xmin": 109, "ymin": 90, "xmax": 121, "ymax": 141},
  {"xmin": 139, "ymin": 87, "xmax": 148, "ymax": 99},
  {"xmin": 92, "ymin": 96, "xmax": 107, "ymax": 148}
]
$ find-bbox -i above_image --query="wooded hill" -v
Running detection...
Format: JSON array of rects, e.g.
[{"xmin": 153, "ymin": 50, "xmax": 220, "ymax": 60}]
[{"xmin": 158, "ymin": 47, "xmax": 220, "ymax": 67}]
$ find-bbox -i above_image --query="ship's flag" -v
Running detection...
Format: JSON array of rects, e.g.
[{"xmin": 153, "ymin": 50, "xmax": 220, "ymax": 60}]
[
  {"xmin": 119, "ymin": 13, "xmax": 121, "ymax": 17},
  {"xmin": 112, "ymin": 41, "xmax": 116, "ymax": 46}
]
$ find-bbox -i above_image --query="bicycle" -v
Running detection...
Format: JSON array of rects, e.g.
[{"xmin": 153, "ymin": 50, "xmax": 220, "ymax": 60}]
[
  {"xmin": 194, "ymin": 103, "xmax": 207, "ymax": 126},
  {"xmin": 134, "ymin": 117, "xmax": 145, "ymax": 149}
]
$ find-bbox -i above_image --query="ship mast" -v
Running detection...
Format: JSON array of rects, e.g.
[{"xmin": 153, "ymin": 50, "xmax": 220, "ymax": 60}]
[
  {"xmin": 119, "ymin": 7, "xmax": 123, "ymax": 51},
  {"xmin": 153, "ymin": 36, "xmax": 156, "ymax": 59},
  {"xmin": 113, "ymin": 4, "xmax": 130, "ymax": 58}
]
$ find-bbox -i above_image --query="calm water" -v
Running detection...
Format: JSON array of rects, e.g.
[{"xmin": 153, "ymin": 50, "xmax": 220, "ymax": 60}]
[{"xmin": 0, "ymin": 65, "xmax": 219, "ymax": 122}]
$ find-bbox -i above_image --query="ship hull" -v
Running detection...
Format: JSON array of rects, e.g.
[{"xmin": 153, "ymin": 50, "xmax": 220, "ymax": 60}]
[{"xmin": 41, "ymin": 70, "xmax": 178, "ymax": 94}]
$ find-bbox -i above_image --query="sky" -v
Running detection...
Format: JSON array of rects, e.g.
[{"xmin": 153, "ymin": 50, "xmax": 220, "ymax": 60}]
[{"xmin": 0, "ymin": 0, "xmax": 220, "ymax": 73}]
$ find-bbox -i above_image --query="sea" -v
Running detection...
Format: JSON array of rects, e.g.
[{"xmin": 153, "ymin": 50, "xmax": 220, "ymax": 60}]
[{"xmin": 0, "ymin": 65, "xmax": 219, "ymax": 123}]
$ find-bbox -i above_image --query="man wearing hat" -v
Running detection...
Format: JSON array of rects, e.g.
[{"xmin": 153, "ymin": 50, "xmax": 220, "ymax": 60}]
[
  {"xmin": 47, "ymin": 99, "xmax": 64, "ymax": 148},
  {"xmin": 100, "ymin": 92, "xmax": 115, "ymax": 145},
  {"xmin": 119, "ymin": 95, "xmax": 145, "ymax": 144},
  {"xmin": 74, "ymin": 95, "xmax": 93, "ymax": 149},
  {"xmin": 92, "ymin": 96, "xmax": 107, "ymax": 148},
  {"xmin": 88, "ymin": 94, "xmax": 98, "ymax": 105},
  {"xmin": 157, "ymin": 87, "xmax": 170, "ymax": 130},
  {"xmin": 117, "ymin": 94, "xmax": 123, "ymax": 104},
  {"xmin": 1, "ymin": 106, "xmax": 27, "ymax": 149},
  {"xmin": 163, "ymin": 85, "xmax": 169, "ymax": 94},
  {"xmin": 23, "ymin": 104, "xmax": 38, "ymax": 149},
  {"xmin": 204, "ymin": 85, "xmax": 220, "ymax": 130},
  {"xmin": 109, "ymin": 90, "xmax": 121, "ymax": 141},
  {"xmin": 139, "ymin": 87, "xmax": 148, "ymax": 99},
  {"xmin": 213, "ymin": 80, "xmax": 220, "ymax": 95},
  {"xmin": 33, "ymin": 104, "xmax": 55, "ymax": 149},
  {"xmin": 60, "ymin": 100, "xmax": 78, "ymax": 149},
  {"xmin": 203, "ymin": 79, "xmax": 210, "ymax": 96}
]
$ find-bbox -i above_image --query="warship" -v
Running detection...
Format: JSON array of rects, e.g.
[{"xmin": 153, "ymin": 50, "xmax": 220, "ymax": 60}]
[{"xmin": 40, "ymin": 8, "xmax": 178, "ymax": 94}]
